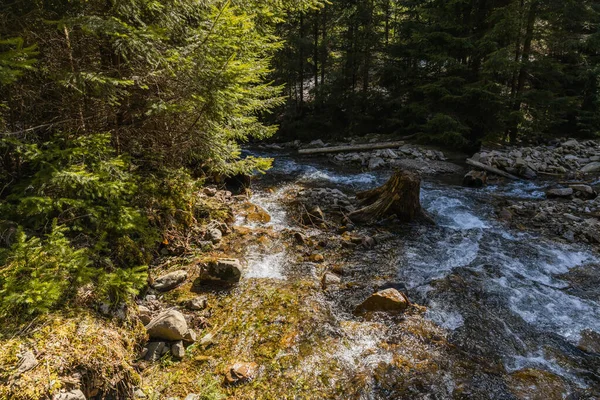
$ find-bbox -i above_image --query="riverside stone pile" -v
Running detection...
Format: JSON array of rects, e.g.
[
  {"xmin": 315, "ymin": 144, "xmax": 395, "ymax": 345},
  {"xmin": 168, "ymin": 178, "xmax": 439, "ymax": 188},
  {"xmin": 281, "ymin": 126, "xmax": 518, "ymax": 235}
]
[
  {"xmin": 471, "ymin": 139, "xmax": 600, "ymax": 179},
  {"xmin": 331, "ymin": 145, "xmax": 447, "ymax": 170}
]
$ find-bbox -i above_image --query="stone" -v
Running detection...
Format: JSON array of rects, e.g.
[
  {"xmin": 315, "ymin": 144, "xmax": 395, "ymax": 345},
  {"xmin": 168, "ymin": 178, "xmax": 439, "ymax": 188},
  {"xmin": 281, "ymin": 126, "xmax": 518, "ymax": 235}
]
[
  {"xmin": 171, "ymin": 341, "xmax": 185, "ymax": 359},
  {"xmin": 184, "ymin": 395, "xmax": 200, "ymax": 400},
  {"xmin": 153, "ymin": 270, "xmax": 188, "ymax": 292},
  {"xmin": 546, "ymin": 188, "xmax": 573, "ymax": 198},
  {"xmin": 368, "ymin": 157, "xmax": 386, "ymax": 170},
  {"xmin": 321, "ymin": 272, "xmax": 341, "ymax": 289},
  {"xmin": 184, "ymin": 329, "xmax": 197, "ymax": 343},
  {"xmin": 53, "ymin": 390, "xmax": 86, "ymax": 400},
  {"xmin": 138, "ymin": 305, "xmax": 152, "ymax": 325},
  {"xmin": 144, "ymin": 342, "xmax": 166, "ymax": 361},
  {"xmin": 146, "ymin": 310, "xmax": 189, "ymax": 341},
  {"xmin": 199, "ymin": 333, "xmax": 216, "ymax": 346},
  {"xmin": 224, "ymin": 362, "xmax": 258, "ymax": 385},
  {"xmin": 133, "ymin": 388, "xmax": 147, "ymax": 398},
  {"xmin": 16, "ymin": 350, "xmax": 37, "ymax": 375},
  {"xmin": 562, "ymin": 139, "xmax": 579, "ymax": 148},
  {"xmin": 463, "ymin": 170, "xmax": 487, "ymax": 188},
  {"xmin": 498, "ymin": 208, "xmax": 513, "ymax": 222},
  {"xmin": 293, "ymin": 232, "xmax": 307, "ymax": 245},
  {"xmin": 245, "ymin": 204, "xmax": 271, "ymax": 223},
  {"xmin": 203, "ymin": 187, "xmax": 217, "ymax": 196},
  {"xmin": 301, "ymin": 206, "xmax": 325, "ymax": 225},
  {"xmin": 569, "ymin": 184, "xmax": 597, "ymax": 199},
  {"xmin": 306, "ymin": 139, "xmax": 325, "ymax": 148},
  {"xmin": 354, "ymin": 288, "xmax": 410, "ymax": 314},
  {"xmin": 361, "ymin": 236, "xmax": 376, "ymax": 248},
  {"xmin": 578, "ymin": 329, "xmax": 600, "ymax": 353},
  {"xmin": 310, "ymin": 253, "xmax": 324, "ymax": 263},
  {"xmin": 581, "ymin": 161, "xmax": 600, "ymax": 173},
  {"xmin": 185, "ymin": 296, "xmax": 207, "ymax": 311},
  {"xmin": 207, "ymin": 228, "xmax": 222, "ymax": 244},
  {"xmin": 203, "ymin": 258, "xmax": 243, "ymax": 282}
]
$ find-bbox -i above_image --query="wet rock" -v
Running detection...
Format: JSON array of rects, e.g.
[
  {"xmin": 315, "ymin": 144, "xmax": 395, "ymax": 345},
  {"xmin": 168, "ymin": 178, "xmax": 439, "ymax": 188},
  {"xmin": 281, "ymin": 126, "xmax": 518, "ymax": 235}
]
[
  {"xmin": 569, "ymin": 184, "xmax": 597, "ymax": 199},
  {"xmin": 16, "ymin": 350, "xmax": 37, "ymax": 375},
  {"xmin": 301, "ymin": 206, "xmax": 325, "ymax": 225},
  {"xmin": 53, "ymin": 389, "xmax": 86, "ymax": 400},
  {"xmin": 171, "ymin": 341, "xmax": 185, "ymax": 359},
  {"xmin": 321, "ymin": 272, "xmax": 341, "ymax": 289},
  {"xmin": 245, "ymin": 204, "xmax": 271, "ymax": 223},
  {"xmin": 578, "ymin": 329, "xmax": 600, "ymax": 353},
  {"xmin": 143, "ymin": 341, "xmax": 166, "ymax": 361},
  {"xmin": 463, "ymin": 170, "xmax": 487, "ymax": 188},
  {"xmin": 498, "ymin": 208, "xmax": 513, "ymax": 222},
  {"xmin": 146, "ymin": 310, "xmax": 189, "ymax": 341},
  {"xmin": 354, "ymin": 288, "xmax": 410, "ymax": 314},
  {"xmin": 224, "ymin": 362, "xmax": 258, "ymax": 385},
  {"xmin": 581, "ymin": 161, "xmax": 600, "ymax": 173},
  {"xmin": 185, "ymin": 296, "xmax": 207, "ymax": 311},
  {"xmin": 138, "ymin": 305, "xmax": 152, "ymax": 325},
  {"xmin": 152, "ymin": 270, "xmax": 188, "ymax": 292},
  {"xmin": 368, "ymin": 157, "xmax": 386, "ymax": 170},
  {"xmin": 507, "ymin": 369, "xmax": 569, "ymax": 400},
  {"xmin": 207, "ymin": 228, "xmax": 222, "ymax": 244},
  {"xmin": 545, "ymin": 187, "xmax": 573, "ymax": 198},
  {"xmin": 293, "ymin": 232, "xmax": 307, "ymax": 245},
  {"xmin": 202, "ymin": 258, "xmax": 243, "ymax": 282}
]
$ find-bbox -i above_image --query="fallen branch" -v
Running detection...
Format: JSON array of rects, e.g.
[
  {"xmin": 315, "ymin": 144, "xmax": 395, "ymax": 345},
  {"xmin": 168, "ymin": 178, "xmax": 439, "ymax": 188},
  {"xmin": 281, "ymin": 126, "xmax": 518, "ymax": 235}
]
[
  {"xmin": 466, "ymin": 159, "xmax": 521, "ymax": 180},
  {"xmin": 298, "ymin": 141, "xmax": 405, "ymax": 155}
]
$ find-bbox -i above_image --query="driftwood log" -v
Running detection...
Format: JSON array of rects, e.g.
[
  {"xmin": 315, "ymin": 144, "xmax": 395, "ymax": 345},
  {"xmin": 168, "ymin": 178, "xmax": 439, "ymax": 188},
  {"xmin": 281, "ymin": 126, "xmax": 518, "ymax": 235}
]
[
  {"xmin": 466, "ymin": 159, "xmax": 521, "ymax": 180},
  {"xmin": 348, "ymin": 170, "xmax": 434, "ymax": 224},
  {"xmin": 298, "ymin": 141, "xmax": 405, "ymax": 155}
]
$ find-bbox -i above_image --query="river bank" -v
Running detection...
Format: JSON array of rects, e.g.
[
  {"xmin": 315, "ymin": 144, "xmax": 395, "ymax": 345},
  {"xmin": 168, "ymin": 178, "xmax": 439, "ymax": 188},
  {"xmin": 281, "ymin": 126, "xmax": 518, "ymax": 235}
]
[{"xmin": 3, "ymin": 139, "xmax": 599, "ymax": 399}]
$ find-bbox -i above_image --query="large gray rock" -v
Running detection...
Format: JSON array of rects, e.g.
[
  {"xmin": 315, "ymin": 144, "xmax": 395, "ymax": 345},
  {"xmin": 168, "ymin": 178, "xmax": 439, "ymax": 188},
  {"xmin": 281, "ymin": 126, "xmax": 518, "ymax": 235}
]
[
  {"xmin": 53, "ymin": 390, "xmax": 86, "ymax": 400},
  {"xmin": 582, "ymin": 162, "xmax": 600, "ymax": 173},
  {"xmin": 368, "ymin": 157, "xmax": 386, "ymax": 170},
  {"xmin": 570, "ymin": 184, "xmax": 597, "ymax": 199},
  {"xmin": 202, "ymin": 258, "xmax": 243, "ymax": 282},
  {"xmin": 146, "ymin": 310, "xmax": 189, "ymax": 341},
  {"xmin": 143, "ymin": 341, "xmax": 166, "ymax": 361},
  {"xmin": 546, "ymin": 188, "xmax": 573, "ymax": 198},
  {"xmin": 153, "ymin": 270, "xmax": 188, "ymax": 292}
]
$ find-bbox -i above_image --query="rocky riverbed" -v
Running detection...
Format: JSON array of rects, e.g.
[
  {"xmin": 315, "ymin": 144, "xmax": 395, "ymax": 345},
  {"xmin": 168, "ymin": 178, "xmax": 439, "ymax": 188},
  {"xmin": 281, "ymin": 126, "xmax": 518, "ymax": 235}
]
[{"xmin": 4, "ymin": 138, "xmax": 600, "ymax": 400}]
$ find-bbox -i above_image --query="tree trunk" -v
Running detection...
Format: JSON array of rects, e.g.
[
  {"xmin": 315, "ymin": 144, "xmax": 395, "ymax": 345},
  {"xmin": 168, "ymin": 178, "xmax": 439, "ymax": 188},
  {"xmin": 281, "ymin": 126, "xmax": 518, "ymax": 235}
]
[
  {"xmin": 299, "ymin": 13, "xmax": 305, "ymax": 110},
  {"xmin": 314, "ymin": 10, "xmax": 319, "ymax": 97},
  {"xmin": 508, "ymin": 0, "xmax": 538, "ymax": 143},
  {"xmin": 348, "ymin": 171, "xmax": 433, "ymax": 224}
]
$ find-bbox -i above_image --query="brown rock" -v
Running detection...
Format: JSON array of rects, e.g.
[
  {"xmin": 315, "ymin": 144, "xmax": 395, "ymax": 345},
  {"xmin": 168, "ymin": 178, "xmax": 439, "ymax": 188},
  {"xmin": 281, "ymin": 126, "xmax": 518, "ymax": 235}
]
[
  {"xmin": 578, "ymin": 329, "xmax": 600, "ymax": 353},
  {"xmin": 354, "ymin": 288, "xmax": 410, "ymax": 314},
  {"xmin": 146, "ymin": 310, "xmax": 189, "ymax": 341},
  {"xmin": 224, "ymin": 362, "xmax": 258, "ymax": 385}
]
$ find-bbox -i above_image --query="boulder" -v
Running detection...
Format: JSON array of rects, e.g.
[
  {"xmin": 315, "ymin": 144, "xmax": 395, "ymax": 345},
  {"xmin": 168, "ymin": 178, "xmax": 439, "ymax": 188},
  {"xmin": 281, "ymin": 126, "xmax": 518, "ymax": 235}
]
[
  {"xmin": 321, "ymin": 272, "xmax": 341, "ymax": 289},
  {"xmin": 203, "ymin": 258, "xmax": 244, "ymax": 282},
  {"xmin": 463, "ymin": 170, "xmax": 487, "ymax": 188},
  {"xmin": 206, "ymin": 228, "xmax": 222, "ymax": 244},
  {"xmin": 171, "ymin": 341, "xmax": 185, "ymax": 359},
  {"xmin": 146, "ymin": 310, "xmax": 189, "ymax": 341},
  {"xmin": 138, "ymin": 305, "xmax": 153, "ymax": 325},
  {"xmin": 185, "ymin": 296, "xmax": 208, "ymax": 311},
  {"xmin": 143, "ymin": 341, "xmax": 167, "ymax": 361},
  {"xmin": 546, "ymin": 188, "xmax": 573, "ymax": 198},
  {"xmin": 569, "ymin": 184, "xmax": 597, "ymax": 199},
  {"xmin": 53, "ymin": 390, "xmax": 86, "ymax": 400},
  {"xmin": 354, "ymin": 288, "xmax": 410, "ymax": 314},
  {"xmin": 153, "ymin": 270, "xmax": 188, "ymax": 292},
  {"xmin": 224, "ymin": 362, "xmax": 258, "ymax": 385},
  {"xmin": 368, "ymin": 157, "xmax": 386, "ymax": 170},
  {"xmin": 581, "ymin": 162, "xmax": 600, "ymax": 173}
]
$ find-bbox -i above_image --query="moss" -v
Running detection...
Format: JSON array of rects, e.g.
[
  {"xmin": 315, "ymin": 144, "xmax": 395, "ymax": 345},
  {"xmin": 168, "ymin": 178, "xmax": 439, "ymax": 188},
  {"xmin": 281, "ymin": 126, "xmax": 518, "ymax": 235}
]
[{"xmin": 0, "ymin": 310, "xmax": 145, "ymax": 399}]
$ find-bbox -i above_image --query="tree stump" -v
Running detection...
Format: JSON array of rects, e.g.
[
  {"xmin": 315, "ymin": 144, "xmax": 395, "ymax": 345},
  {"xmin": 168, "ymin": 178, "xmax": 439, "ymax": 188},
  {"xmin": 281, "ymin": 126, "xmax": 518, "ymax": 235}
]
[{"xmin": 348, "ymin": 170, "xmax": 433, "ymax": 224}]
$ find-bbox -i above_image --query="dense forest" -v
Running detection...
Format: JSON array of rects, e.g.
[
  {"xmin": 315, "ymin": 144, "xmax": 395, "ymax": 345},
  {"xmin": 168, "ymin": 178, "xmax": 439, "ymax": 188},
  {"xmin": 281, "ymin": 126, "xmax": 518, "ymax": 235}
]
[{"xmin": 272, "ymin": 0, "xmax": 600, "ymax": 150}]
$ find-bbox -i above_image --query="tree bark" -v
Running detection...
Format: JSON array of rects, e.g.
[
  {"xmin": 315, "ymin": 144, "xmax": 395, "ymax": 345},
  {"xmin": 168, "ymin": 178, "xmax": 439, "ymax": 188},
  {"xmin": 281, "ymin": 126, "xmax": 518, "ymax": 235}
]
[{"xmin": 348, "ymin": 171, "xmax": 433, "ymax": 224}]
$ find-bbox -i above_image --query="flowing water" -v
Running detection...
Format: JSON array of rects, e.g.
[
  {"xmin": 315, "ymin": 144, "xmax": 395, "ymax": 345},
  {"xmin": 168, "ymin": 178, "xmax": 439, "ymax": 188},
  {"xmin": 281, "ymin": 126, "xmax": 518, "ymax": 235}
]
[{"xmin": 239, "ymin": 150, "xmax": 600, "ymax": 398}]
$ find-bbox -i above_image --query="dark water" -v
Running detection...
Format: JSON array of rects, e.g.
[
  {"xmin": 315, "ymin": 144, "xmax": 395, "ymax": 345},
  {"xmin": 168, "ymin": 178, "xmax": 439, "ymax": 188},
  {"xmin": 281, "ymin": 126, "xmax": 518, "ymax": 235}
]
[{"xmin": 242, "ymin": 150, "xmax": 600, "ymax": 398}]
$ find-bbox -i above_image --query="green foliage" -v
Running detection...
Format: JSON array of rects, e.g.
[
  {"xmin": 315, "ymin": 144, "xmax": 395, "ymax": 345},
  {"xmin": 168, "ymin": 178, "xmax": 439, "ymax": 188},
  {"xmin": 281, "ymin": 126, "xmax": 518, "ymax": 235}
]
[
  {"xmin": 0, "ymin": 37, "xmax": 37, "ymax": 86},
  {"xmin": 0, "ymin": 224, "xmax": 91, "ymax": 315}
]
